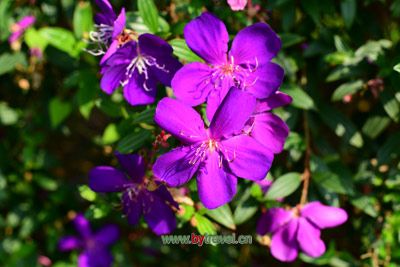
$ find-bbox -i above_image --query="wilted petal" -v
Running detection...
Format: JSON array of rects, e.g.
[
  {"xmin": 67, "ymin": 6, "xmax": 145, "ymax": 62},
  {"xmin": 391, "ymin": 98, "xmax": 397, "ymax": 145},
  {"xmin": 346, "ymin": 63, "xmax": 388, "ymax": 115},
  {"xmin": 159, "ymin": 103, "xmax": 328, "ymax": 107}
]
[
  {"xmin": 153, "ymin": 146, "xmax": 199, "ymax": 187},
  {"xmin": 254, "ymin": 91, "xmax": 292, "ymax": 113},
  {"xmin": 270, "ymin": 219, "xmax": 299, "ymax": 262},
  {"xmin": 143, "ymin": 190, "xmax": 177, "ymax": 235},
  {"xmin": 227, "ymin": 0, "xmax": 247, "ymax": 10},
  {"xmin": 210, "ymin": 87, "xmax": 256, "ymax": 139},
  {"xmin": 172, "ymin": 63, "xmax": 214, "ymax": 106},
  {"xmin": 154, "ymin": 98, "xmax": 207, "ymax": 144},
  {"xmin": 73, "ymin": 214, "xmax": 92, "ymax": 239},
  {"xmin": 245, "ymin": 62, "xmax": 284, "ymax": 99},
  {"xmin": 196, "ymin": 152, "xmax": 237, "ymax": 209},
  {"xmin": 301, "ymin": 201, "xmax": 348, "ymax": 229},
  {"xmin": 115, "ymin": 153, "xmax": 145, "ymax": 183},
  {"xmin": 94, "ymin": 225, "xmax": 119, "ymax": 247},
  {"xmin": 297, "ymin": 218, "xmax": 326, "ymax": 258},
  {"xmin": 89, "ymin": 166, "xmax": 130, "ymax": 193},
  {"xmin": 58, "ymin": 236, "xmax": 82, "ymax": 251},
  {"xmin": 256, "ymin": 207, "xmax": 292, "ymax": 235},
  {"xmin": 221, "ymin": 135, "xmax": 273, "ymax": 180},
  {"xmin": 184, "ymin": 12, "xmax": 228, "ymax": 65},
  {"xmin": 251, "ymin": 113, "xmax": 289, "ymax": 154},
  {"xmin": 230, "ymin": 23, "xmax": 281, "ymax": 65}
]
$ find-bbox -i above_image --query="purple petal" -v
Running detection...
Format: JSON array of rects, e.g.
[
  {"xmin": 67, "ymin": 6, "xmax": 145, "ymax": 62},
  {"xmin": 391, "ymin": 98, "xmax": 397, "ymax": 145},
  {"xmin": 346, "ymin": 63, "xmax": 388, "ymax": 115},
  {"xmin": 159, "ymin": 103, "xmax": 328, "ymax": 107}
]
[
  {"xmin": 100, "ymin": 65, "xmax": 125, "ymax": 94},
  {"xmin": 154, "ymin": 98, "xmax": 207, "ymax": 144},
  {"xmin": 196, "ymin": 152, "xmax": 237, "ymax": 209},
  {"xmin": 100, "ymin": 39, "xmax": 119, "ymax": 65},
  {"xmin": 94, "ymin": 225, "xmax": 119, "ymax": 247},
  {"xmin": 205, "ymin": 75, "xmax": 233, "ymax": 121},
  {"xmin": 251, "ymin": 113, "xmax": 289, "ymax": 154},
  {"xmin": 254, "ymin": 91, "xmax": 292, "ymax": 113},
  {"xmin": 270, "ymin": 219, "xmax": 299, "ymax": 262},
  {"xmin": 143, "ymin": 190, "xmax": 177, "ymax": 235},
  {"xmin": 245, "ymin": 62, "xmax": 284, "ymax": 99},
  {"xmin": 122, "ymin": 190, "xmax": 143, "ymax": 225},
  {"xmin": 209, "ymin": 87, "xmax": 256, "ymax": 139},
  {"xmin": 184, "ymin": 12, "xmax": 228, "ymax": 65},
  {"xmin": 58, "ymin": 236, "xmax": 82, "ymax": 251},
  {"xmin": 256, "ymin": 208, "xmax": 292, "ymax": 235},
  {"xmin": 172, "ymin": 63, "xmax": 214, "ymax": 106},
  {"xmin": 73, "ymin": 214, "xmax": 92, "ymax": 239},
  {"xmin": 123, "ymin": 72, "xmax": 157, "ymax": 106},
  {"xmin": 17, "ymin": 16, "xmax": 36, "ymax": 28},
  {"xmin": 115, "ymin": 153, "xmax": 145, "ymax": 183},
  {"xmin": 154, "ymin": 184, "xmax": 179, "ymax": 209},
  {"xmin": 153, "ymin": 146, "xmax": 199, "ymax": 187},
  {"xmin": 112, "ymin": 8, "xmax": 125, "ymax": 39},
  {"xmin": 94, "ymin": 0, "xmax": 116, "ymax": 25},
  {"xmin": 89, "ymin": 166, "xmax": 130, "ymax": 193},
  {"xmin": 78, "ymin": 249, "xmax": 113, "ymax": 267},
  {"xmin": 77, "ymin": 252, "xmax": 90, "ymax": 267},
  {"xmin": 301, "ymin": 202, "xmax": 348, "ymax": 229},
  {"xmin": 230, "ymin": 23, "xmax": 281, "ymax": 65},
  {"xmin": 221, "ymin": 135, "xmax": 274, "ymax": 180},
  {"xmin": 297, "ymin": 218, "xmax": 326, "ymax": 258}
]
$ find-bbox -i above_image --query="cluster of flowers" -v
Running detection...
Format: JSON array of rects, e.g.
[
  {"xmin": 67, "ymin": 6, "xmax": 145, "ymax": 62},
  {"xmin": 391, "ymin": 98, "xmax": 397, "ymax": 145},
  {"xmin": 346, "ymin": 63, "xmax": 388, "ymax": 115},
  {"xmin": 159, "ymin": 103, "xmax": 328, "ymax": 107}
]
[{"xmin": 8, "ymin": 0, "xmax": 348, "ymax": 265}]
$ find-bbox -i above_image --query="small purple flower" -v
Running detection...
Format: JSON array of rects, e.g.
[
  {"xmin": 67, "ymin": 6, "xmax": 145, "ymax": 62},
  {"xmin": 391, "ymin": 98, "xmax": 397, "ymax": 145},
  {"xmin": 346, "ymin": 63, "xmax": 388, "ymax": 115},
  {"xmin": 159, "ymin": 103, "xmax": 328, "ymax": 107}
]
[
  {"xmin": 58, "ymin": 214, "xmax": 119, "ymax": 267},
  {"xmin": 8, "ymin": 15, "xmax": 36, "ymax": 44},
  {"xmin": 256, "ymin": 202, "xmax": 348, "ymax": 262},
  {"xmin": 89, "ymin": 153, "xmax": 178, "ymax": 235},
  {"xmin": 89, "ymin": 0, "xmax": 126, "ymax": 64},
  {"xmin": 172, "ymin": 12, "xmax": 284, "ymax": 120},
  {"xmin": 100, "ymin": 35, "xmax": 182, "ymax": 106},
  {"xmin": 153, "ymin": 87, "xmax": 288, "ymax": 209},
  {"xmin": 227, "ymin": 0, "xmax": 247, "ymax": 10}
]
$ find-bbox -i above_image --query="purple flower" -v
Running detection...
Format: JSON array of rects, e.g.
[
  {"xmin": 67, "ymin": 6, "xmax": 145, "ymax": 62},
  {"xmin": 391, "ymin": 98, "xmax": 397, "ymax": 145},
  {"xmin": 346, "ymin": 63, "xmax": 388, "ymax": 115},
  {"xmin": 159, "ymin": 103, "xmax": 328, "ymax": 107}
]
[
  {"xmin": 256, "ymin": 202, "xmax": 348, "ymax": 262},
  {"xmin": 227, "ymin": 0, "xmax": 247, "ymax": 10},
  {"xmin": 8, "ymin": 15, "xmax": 36, "ymax": 44},
  {"xmin": 100, "ymin": 35, "xmax": 182, "ymax": 106},
  {"xmin": 89, "ymin": 153, "xmax": 178, "ymax": 235},
  {"xmin": 58, "ymin": 214, "xmax": 119, "ymax": 267},
  {"xmin": 89, "ymin": 0, "xmax": 126, "ymax": 64},
  {"xmin": 172, "ymin": 12, "xmax": 284, "ymax": 120},
  {"xmin": 153, "ymin": 87, "xmax": 288, "ymax": 209}
]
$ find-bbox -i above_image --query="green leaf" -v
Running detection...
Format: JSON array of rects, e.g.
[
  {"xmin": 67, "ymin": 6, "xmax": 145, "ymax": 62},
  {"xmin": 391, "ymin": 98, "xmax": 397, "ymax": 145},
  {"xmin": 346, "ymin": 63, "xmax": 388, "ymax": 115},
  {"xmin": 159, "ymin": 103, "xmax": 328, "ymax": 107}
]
[
  {"xmin": 130, "ymin": 107, "xmax": 155, "ymax": 124},
  {"xmin": 137, "ymin": 0, "xmax": 159, "ymax": 33},
  {"xmin": 0, "ymin": 102, "xmax": 19, "ymax": 125},
  {"xmin": 77, "ymin": 70, "xmax": 99, "ymax": 119},
  {"xmin": 24, "ymin": 28, "xmax": 48, "ymax": 50},
  {"xmin": 79, "ymin": 185, "xmax": 96, "ymax": 202},
  {"xmin": 377, "ymin": 132, "xmax": 400, "ymax": 164},
  {"xmin": 0, "ymin": 52, "xmax": 27, "ymax": 76},
  {"xmin": 318, "ymin": 105, "xmax": 364, "ymax": 148},
  {"xmin": 39, "ymin": 27, "xmax": 78, "ymax": 57},
  {"xmin": 380, "ymin": 89, "xmax": 400, "ymax": 122},
  {"xmin": 341, "ymin": 0, "xmax": 356, "ymax": 28},
  {"xmin": 194, "ymin": 214, "xmax": 217, "ymax": 235},
  {"xmin": 331, "ymin": 80, "xmax": 363, "ymax": 101},
  {"xmin": 0, "ymin": 0, "xmax": 11, "ymax": 40},
  {"xmin": 169, "ymin": 39, "xmax": 203, "ymax": 63},
  {"xmin": 102, "ymin": 124, "xmax": 120, "ymax": 145},
  {"xmin": 234, "ymin": 188, "xmax": 258, "ymax": 225},
  {"xmin": 281, "ymin": 85, "xmax": 315, "ymax": 110},
  {"xmin": 362, "ymin": 116, "xmax": 391, "ymax": 139},
  {"xmin": 116, "ymin": 130, "xmax": 151, "ymax": 153},
  {"xmin": 351, "ymin": 196, "xmax": 378, "ymax": 217},
  {"xmin": 35, "ymin": 175, "xmax": 58, "ymax": 191},
  {"xmin": 205, "ymin": 204, "xmax": 236, "ymax": 230},
  {"xmin": 280, "ymin": 33, "xmax": 305, "ymax": 48},
  {"xmin": 394, "ymin": 63, "xmax": 400, "ymax": 73},
  {"xmin": 48, "ymin": 98, "xmax": 72, "ymax": 128},
  {"xmin": 266, "ymin": 172, "xmax": 302, "ymax": 200},
  {"xmin": 73, "ymin": 1, "xmax": 93, "ymax": 38}
]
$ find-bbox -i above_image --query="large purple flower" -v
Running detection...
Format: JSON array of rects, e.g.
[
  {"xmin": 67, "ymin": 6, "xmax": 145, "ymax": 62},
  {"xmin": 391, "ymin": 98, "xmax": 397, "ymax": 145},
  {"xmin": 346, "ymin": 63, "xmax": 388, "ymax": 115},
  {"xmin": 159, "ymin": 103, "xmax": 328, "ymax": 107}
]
[
  {"xmin": 172, "ymin": 12, "xmax": 284, "ymax": 120},
  {"xmin": 257, "ymin": 202, "xmax": 348, "ymax": 262},
  {"xmin": 58, "ymin": 214, "xmax": 119, "ymax": 267},
  {"xmin": 100, "ymin": 35, "xmax": 181, "ymax": 106},
  {"xmin": 153, "ymin": 87, "xmax": 289, "ymax": 209},
  {"xmin": 89, "ymin": 0, "xmax": 126, "ymax": 64},
  {"xmin": 89, "ymin": 153, "xmax": 178, "ymax": 235},
  {"xmin": 8, "ymin": 15, "xmax": 35, "ymax": 44}
]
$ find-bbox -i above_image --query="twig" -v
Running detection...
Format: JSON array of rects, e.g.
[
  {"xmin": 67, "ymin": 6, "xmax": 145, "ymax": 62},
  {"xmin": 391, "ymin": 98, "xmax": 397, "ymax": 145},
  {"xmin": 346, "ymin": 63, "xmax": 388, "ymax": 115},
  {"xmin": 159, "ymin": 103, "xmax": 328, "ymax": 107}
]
[{"xmin": 300, "ymin": 111, "xmax": 311, "ymax": 205}]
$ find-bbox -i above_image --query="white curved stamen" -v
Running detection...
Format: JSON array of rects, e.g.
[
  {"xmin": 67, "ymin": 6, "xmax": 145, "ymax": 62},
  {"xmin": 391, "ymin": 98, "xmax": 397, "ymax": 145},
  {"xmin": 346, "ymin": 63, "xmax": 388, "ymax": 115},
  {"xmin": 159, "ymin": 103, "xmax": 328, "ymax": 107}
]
[
  {"xmin": 85, "ymin": 24, "xmax": 114, "ymax": 56},
  {"xmin": 187, "ymin": 139, "xmax": 236, "ymax": 167}
]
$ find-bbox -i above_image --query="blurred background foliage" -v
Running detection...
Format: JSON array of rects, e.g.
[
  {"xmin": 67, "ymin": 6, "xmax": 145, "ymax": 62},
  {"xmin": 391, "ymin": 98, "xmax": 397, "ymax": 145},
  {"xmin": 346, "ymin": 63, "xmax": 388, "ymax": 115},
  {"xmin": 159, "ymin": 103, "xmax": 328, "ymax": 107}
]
[{"xmin": 0, "ymin": 0, "xmax": 400, "ymax": 266}]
